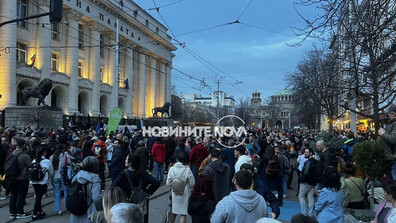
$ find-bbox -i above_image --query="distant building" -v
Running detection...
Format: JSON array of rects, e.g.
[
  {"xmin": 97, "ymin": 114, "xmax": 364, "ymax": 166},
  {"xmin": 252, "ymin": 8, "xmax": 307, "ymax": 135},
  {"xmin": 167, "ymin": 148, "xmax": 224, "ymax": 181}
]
[
  {"xmin": 249, "ymin": 89, "xmax": 296, "ymax": 129},
  {"xmin": 182, "ymin": 91, "xmax": 236, "ymax": 116}
]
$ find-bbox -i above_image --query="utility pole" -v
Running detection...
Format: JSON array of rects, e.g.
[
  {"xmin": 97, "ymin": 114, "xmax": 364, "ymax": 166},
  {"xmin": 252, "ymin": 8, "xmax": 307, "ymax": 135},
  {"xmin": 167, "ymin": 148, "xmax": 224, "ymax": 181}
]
[
  {"xmin": 115, "ymin": 19, "xmax": 119, "ymax": 107},
  {"xmin": 214, "ymin": 76, "xmax": 222, "ymax": 120}
]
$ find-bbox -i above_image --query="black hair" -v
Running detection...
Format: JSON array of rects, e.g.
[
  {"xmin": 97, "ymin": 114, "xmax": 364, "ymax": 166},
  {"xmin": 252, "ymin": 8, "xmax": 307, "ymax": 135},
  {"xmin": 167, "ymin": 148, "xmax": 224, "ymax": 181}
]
[
  {"xmin": 128, "ymin": 153, "xmax": 141, "ymax": 170},
  {"xmin": 291, "ymin": 214, "xmax": 318, "ymax": 223},
  {"xmin": 52, "ymin": 144, "xmax": 65, "ymax": 170},
  {"xmin": 36, "ymin": 147, "xmax": 46, "ymax": 163},
  {"xmin": 82, "ymin": 156, "xmax": 99, "ymax": 173},
  {"xmin": 235, "ymin": 145, "xmax": 246, "ymax": 155},
  {"xmin": 17, "ymin": 139, "xmax": 25, "ymax": 148},
  {"xmin": 240, "ymin": 163, "xmax": 254, "ymax": 173},
  {"xmin": 210, "ymin": 149, "xmax": 221, "ymax": 159},
  {"xmin": 304, "ymin": 147, "xmax": 314, "ymax": 155},
  {"xmin": 383, "ymin": 180, "xmax": 396, "ymax": 200},
  {"xmin": 176, "ymin": 151, "xmax": 186, "ymax": 163},
  {"xmin": 234, "ymin": 169, "xmax": 252, "ymax": 190},
  {"xmin": 344, "ymin": 162, "xmax": 356, "ymax": 176},
  {"xmin": 322, "ymin": 167, "xmax": 341, "ymax": 191}
]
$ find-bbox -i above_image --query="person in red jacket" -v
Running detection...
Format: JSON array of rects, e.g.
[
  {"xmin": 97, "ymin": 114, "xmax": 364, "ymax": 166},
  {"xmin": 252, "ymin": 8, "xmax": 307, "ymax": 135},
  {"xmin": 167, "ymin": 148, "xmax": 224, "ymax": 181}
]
[
  {"xmin": 190, "ymin": 137, "xmax": 208, "ymax": 180},
  {"xmin": 92, "ymin": 136, "xmax": 107, "ymax": 190},
  {"xmin": 151, "ymin": 138, "xmax": 167, "ymax": 182}
]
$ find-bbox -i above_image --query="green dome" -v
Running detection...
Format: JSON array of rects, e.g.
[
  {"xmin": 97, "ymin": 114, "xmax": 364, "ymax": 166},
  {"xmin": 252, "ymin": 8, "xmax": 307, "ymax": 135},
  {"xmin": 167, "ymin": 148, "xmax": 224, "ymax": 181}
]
[{"xmin": 275, "ymin": 89, "xmax": 293, "ymax": 95}]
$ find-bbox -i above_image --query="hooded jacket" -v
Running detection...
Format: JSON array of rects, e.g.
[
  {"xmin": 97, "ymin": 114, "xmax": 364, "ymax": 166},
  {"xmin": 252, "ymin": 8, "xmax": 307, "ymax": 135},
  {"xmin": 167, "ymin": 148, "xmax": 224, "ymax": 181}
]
[
  {"xmin": 190, "ymin": 144, "xmax": 208, "ymax": 166},
  {"xmin": 152, "ymin": 142, "xmax": 167, "ymax": 163},
  {"xmin": 203, "ymin": 160, "xmax": 231, "ymax": 201},
  {"xmin": 70, "ymin": 170, "xmax": 102, "ymax": 223},
  {"xmin": 211, "ymin": 190, "xmax": 268, "ymax": 223},
  {"xmin": 235, "ymin": 155, "xmax": 252, "ymax": 172}
]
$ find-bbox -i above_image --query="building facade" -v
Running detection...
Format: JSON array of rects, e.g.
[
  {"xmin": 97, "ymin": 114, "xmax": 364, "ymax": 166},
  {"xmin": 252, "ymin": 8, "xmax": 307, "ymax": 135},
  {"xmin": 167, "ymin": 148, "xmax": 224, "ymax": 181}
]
[
  {"xmin": 182, "ymin": 91, "xmax": 235, "ymax": 110},
  {"xmin": 250, "ymin": 89, "xmax": 296, "ymax": 129},
  {"xmin": 0, "ymin": 0, "xmax": 176, "ymax": 118}
]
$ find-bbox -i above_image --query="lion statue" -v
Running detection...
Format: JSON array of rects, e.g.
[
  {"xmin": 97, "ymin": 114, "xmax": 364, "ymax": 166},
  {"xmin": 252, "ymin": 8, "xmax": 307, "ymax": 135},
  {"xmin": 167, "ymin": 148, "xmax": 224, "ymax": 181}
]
[
  {"xmin": 20, "ymin": 78, "xmax": 53, "ymax": 106},
  {"xmin": 152, "ymin": 102, "xmax": 171, "ymax": 117}
]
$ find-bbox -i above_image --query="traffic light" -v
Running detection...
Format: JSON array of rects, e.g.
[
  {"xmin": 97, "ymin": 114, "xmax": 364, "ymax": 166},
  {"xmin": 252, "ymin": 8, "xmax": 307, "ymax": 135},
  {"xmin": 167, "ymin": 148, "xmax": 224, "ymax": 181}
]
[{"xmin": 50, "ymin": 0, "xmax": 63, "ymax": 24}]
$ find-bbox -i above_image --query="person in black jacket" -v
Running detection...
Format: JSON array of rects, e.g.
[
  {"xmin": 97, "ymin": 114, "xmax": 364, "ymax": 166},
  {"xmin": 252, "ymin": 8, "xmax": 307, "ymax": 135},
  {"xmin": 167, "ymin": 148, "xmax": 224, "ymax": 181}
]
[
  {"xmin": 109, "ymin": 140, "xmax": 126, "ymax": 183},
  {"xmin": 112, "ymin": 153, "xmax": 160, "ymax": 223},
  {"xmin": 298, "ymin": 147, "xmax": 316, "ymax": 217},
  {"xmin": 240, "ymin": 163, "xmax": 280, "ymax": 219},
  {"xmin": 188, "ymin": 174, "xmax": 216, "ymax": 223}
]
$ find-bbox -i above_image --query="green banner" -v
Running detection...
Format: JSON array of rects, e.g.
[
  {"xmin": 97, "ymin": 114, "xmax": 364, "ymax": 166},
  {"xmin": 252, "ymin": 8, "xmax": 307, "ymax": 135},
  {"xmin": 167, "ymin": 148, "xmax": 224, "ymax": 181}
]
[{"xmin": 107, "ymin": 107, "xmax": 123, "ymax": 136}]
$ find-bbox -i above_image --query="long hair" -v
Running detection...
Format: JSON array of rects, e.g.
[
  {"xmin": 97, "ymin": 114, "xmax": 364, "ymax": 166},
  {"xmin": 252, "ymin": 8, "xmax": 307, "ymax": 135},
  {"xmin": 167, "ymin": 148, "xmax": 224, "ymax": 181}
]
[
  {"xmin": 103, "ymin": 186, "xmax": 126, "ymax": 222},
  {"xmin": 322, "ymin": 167, "xmax": 341, "ymax": 191},
  {"xmin": 82, "ymin": 140, "xmax": 93, "ymax": 159},
  {"xmin": 52, "ymin": 144, "xmax": 65, "ymax": 170},
  {"xmin": 36, "ymin": 147, "xmax": 46, "ymax": 164},
  {"xmin": 189, "ymin": 175, "xmax": 215, "ymax": 204},
  {"xmin": 264, "ymin": 146, "xmax": 277, "ymax": 160}
]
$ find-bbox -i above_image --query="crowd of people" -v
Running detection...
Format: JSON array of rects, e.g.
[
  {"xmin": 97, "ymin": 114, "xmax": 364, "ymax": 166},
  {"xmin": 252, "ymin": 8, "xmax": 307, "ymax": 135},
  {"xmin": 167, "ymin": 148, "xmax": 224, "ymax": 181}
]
[{"xmin": 0, "ymin": 104, "xmax": 394, "ymax": 223}]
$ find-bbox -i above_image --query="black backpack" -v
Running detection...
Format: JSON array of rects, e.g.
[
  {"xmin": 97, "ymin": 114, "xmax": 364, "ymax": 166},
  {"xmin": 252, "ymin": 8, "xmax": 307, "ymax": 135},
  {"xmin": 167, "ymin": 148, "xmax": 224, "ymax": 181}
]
[
  {"xmin": 4, "ymin": 153, "xmax": 24, "ymax": 178},
  {"xmin": 125, "ymin": 170, "xmax": 147, "ymax": 210},
  {"xmin": 29, "ymin": 162, "xmax": 45, "ymax": 182},
  {"xmin": 266, "ymin": 158, "xmax": 280, "ymax": 175},
  {"xmin": 66, "ymin": 181, "xmax": 91, "ymax": 216},
  {"xmin": 307, "ymin": 159, "xmax": 323, "ymax": 185}
]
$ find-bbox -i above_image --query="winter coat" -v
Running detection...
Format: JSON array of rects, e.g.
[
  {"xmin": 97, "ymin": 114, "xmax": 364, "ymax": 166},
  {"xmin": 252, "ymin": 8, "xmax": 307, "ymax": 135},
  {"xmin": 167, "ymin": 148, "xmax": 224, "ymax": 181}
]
[
  {"xmin": 300, "ymin": 158, "xmax": 315, "ymax": 184},
  {"xmin": 112, "ymin": 168, "xmax": 160, "ymax": 198},
  {"xmin": 381, "ymin": 118, "xmax": 396, "ymax": 160},
  {"xmin": 109, "ymin": 147, "xmax": 125, "ymax": 175},
  {"xmin": 211, "ymin": 190, "xmax": 268, "ymax": 223},
  {"xmin": 319, "ymin": 149, "xmax": 337, "ymax": 169},
  {"xmin": 152, "ymin": 142, "xmax": 167, "ymax": 163},
  {"xmin": 31, "ymin": 157, "xmax": 54, "ymax": 185},
  {"xmin": 190, "ymin": 144, "xmax": 208, "ymax": 166},
  {"xmin": 235, "ymin": 155, "xmax": 252, "ymax": 173},
  {"xmin": 134, "ymin": 146, "xmax": 150, "ymax": 170},
  {"xmin": 315, "ymin": 188, "xmax": 344, "ymax": 223},
  {"xmin": 91, "ymin": 141, "xmax": 107, "ymax": 163},
  {"xmin": 50, "ymin": 152, "xmax": 72, "ymax": 179},
  {"xmin": 69, "ymin": 170, "xmax": 102, "ymax": 223},
  {"xmin": 221, "ymin": 148, "xmax": 236, "ymax": 174},
  {"xmin": 9, "ymin": 149, "xmax": 31, "ymax": 180},
  {"xmin": 203, "ymin": 160, "xmax": 231, "ymax": 201},
  {"xmin": 166, "ymin": 162, "xmax": 195, "ymax": 215},
  {"xmin": 188, "ymin": 195, "xmax": 216, "ymax": 223}
]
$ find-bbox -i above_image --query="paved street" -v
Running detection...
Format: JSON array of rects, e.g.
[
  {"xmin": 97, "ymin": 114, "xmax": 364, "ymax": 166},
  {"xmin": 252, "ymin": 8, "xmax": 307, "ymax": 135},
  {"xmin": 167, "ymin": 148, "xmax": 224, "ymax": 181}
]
[{"xmin": 0, "ymin": 172, "xmax": 302, "ymax": 223}]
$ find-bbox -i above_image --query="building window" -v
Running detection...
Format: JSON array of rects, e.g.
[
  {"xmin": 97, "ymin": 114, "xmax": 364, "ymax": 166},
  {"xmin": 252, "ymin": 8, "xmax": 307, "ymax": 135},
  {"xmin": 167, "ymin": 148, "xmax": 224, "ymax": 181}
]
[
  {"xmin": 133, "ymin": 10, "xmax": 138, "ymax": 18},
  {"xmin": 16, "ymin": 42, "xmax": 27, "ymax": 64},
  {"xmin": 100, "ymin": 67, "xmax": 104, "ymax": 83},
  {"xmin": 51, "ymin": 52, "xmax": 58, "ymax": 71},
  {"xmin": 78, "ymin": 60, "xmax": 84, "ymax": 78},
  {"xmin": 145, "ymin": 19, "xmax": 149, "ymax": 27},
  {"xmin": 17, "ymin": 0, "xmax": 28, "ymax": 28},
  {"xmin": 52, "ymin": 24, "xmax": 59, "ymax": 40},
  {"xmin": 156, "ymin": 27, "xmax": 159, "ymax": 33},
  {"xmin": 100, "ymin": 34, "xmax": 104, "ymax": 58},
  {"xmin": 78, "ymin": 23, "xmax": 84, "ymax": 49}
]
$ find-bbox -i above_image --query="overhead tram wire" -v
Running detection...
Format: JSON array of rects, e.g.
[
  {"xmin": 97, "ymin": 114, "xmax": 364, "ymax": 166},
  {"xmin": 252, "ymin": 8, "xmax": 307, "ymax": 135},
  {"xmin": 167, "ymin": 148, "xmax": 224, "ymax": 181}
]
[
  {"xmin": 148, "ymin": 0, "xmax": 186, "ymax": 11},
  {"xmin": 236, "ymin": 0, "xmax": 254, "ymax": 21}
]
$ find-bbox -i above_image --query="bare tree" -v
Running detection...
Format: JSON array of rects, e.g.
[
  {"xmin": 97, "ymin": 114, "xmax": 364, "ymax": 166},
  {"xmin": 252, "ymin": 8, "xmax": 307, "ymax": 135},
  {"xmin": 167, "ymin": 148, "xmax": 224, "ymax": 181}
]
[
  {"xmin": 235, "ymin": 97, "xmax": 251, "ymax": 123},
  {"xmin": 294, "ymin": 0, "xmax": 396, "ymax": 132}
]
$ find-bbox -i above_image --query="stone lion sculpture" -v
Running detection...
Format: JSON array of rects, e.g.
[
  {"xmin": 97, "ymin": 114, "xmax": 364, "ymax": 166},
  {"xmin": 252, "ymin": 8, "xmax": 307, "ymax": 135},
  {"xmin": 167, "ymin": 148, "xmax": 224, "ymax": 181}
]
[
  {"xmin": 152, "ymin": 102, "xmax": 171, "ymax": 117},
  {"xmin": 20, "ymin": 78, "xmax": 53, "ymax": 106}
]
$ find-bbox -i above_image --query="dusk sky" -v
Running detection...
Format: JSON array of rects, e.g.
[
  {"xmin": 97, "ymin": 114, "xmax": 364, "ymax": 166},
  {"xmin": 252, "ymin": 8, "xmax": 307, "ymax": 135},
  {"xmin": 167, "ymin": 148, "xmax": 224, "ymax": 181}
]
[{"xmin": 133, "ymin": 0, "xmax": 325, "ymax": 102}]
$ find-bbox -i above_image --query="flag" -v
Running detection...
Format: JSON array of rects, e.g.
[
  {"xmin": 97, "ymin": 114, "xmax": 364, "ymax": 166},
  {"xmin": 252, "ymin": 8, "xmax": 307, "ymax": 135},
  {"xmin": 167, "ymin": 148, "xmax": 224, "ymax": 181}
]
[
  {"xmin": 123, "ymin": 78, "xmax": 129, "ymax": 89},
  {"xmin": 28, "ymin": 53, "xmax": 36, "ymax": 67}
]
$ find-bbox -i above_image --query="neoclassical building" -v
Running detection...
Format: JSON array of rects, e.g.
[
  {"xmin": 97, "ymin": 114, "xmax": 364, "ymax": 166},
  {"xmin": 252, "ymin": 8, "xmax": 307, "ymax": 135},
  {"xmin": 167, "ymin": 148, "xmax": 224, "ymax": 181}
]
[{"xmin": 0, "ymin": 0, "xmax": 176, "ymax": 118}]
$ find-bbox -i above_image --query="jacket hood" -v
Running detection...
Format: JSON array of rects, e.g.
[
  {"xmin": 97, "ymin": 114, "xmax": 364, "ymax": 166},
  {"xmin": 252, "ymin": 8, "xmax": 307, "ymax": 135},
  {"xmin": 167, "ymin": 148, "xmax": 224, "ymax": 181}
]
[
  {"xmin": 75, "ymin": 170, "xmax": 100, "ymax": 184},
  {"xmin": 209, "ymin": 160, "xmax": 226, "ymax": 173},
  {"xmin": 193, "ymin": 144, "xmax": 205, "ymax": 150},
  {"xmin": 230, "ymin": 190, "xmax": 261, "ymax": 212},
  {"xmin": 96, "ymin": 141, "xmax": 106, "ymax": 147},
  {"xmin": 239, "ymin": 155, "xmax": 252, "ymax": 163},
  {"xmin": 156, "ymin": 143, "xmax": 166, "ymax": 150}
]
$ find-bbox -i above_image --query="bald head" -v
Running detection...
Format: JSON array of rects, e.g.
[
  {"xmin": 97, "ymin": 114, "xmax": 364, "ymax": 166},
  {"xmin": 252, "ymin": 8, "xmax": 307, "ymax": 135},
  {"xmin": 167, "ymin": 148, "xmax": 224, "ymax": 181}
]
[{"xmin": 316, "ymin": 140, "xmax": 326, "ymax": 151}]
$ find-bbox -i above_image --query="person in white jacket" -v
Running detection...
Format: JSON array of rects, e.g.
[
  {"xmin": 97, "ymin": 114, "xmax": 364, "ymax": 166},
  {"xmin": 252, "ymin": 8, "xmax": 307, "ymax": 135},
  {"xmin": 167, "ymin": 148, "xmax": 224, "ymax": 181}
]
[
  {"xmin": 31, "ymin": 147, "xmax": 54, "ymax": 220},
  {"xmin": 234, "ymin": 146, "xmax": 252, "ymax": 173}
]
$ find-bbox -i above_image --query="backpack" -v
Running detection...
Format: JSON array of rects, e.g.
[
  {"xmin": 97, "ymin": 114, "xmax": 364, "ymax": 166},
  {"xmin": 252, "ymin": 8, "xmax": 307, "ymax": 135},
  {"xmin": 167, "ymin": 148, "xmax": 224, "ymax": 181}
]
[
  {"xmin": 29, "ymin": 161, "xmax": 45, "ymax": 182},
  {"xmin": 66, "ymin": 181, "xmax": 91, "ymax": 216},
  {"xmin": 278, "ymin": 154, "xmax": 291, "ymax": 175},
  {"xmin": 171, "ymin": 167, "xmax": 188, "ymax": 195},
  {"xmin": 4, "ymin": 153, "xmax": 24, "ymax": 178},
  {"xmin": 125, "ymin": 170, "xmax": 147, "ymax": 212},
  {"xmin": 61, "ymin": 154, "xmax": 73, "ymax": 186},
  {"xmin": 307, "ymin": 159, "xmax": 323, "ymax": 185},
  {"xmin": 94, "ymin": 144, "xmax": 102, "ymax": 158},
  {"xmin": 266, "ymin": 158, "xmax": 280, "ymax": 175}
]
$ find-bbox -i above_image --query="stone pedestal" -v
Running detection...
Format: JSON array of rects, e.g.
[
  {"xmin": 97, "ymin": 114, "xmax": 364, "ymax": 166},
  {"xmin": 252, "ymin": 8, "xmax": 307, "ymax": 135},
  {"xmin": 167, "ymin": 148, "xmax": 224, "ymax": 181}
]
[{"xmin": 5, "ymin": 106, "xmax": 63, "ymax": 130}]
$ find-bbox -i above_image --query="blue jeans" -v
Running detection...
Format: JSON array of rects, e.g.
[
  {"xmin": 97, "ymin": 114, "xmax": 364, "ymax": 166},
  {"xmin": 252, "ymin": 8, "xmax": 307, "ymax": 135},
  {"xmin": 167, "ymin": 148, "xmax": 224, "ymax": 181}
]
[
  {"xmin": 392, "ymin": 161, "xmax": 396, "ymax": 180},
  {"xmin": 52, "ymin": 177, "xmax": 68, "ymax": 212},
  {"xmin": 191, "ymin": 165, "xmax": 199, "ymax": 180},
  {"xmin": 154, "ymin": 161, "xmax": 164, "ymax": 182},
  {"xmin": 283, "ymin": 174, "xmax": 288, "ymax": 196}
]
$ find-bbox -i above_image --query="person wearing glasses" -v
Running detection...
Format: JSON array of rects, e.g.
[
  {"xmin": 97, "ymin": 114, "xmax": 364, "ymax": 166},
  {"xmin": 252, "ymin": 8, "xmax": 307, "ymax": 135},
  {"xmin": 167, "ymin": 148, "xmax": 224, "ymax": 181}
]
[{"xmin": 378, "ymin": 104, "xmax": 396, "ymax": 180}]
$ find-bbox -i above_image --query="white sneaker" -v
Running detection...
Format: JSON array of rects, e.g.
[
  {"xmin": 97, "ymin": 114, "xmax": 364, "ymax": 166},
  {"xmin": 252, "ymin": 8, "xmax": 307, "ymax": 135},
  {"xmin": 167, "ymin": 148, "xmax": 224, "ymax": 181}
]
[
  {"xmin": 57, "ymin": 210, "xmax": 63, "ymax": 216},
  {"xmin": 283, "ymin": 194, "xmax": 287, "ymax": 198}
]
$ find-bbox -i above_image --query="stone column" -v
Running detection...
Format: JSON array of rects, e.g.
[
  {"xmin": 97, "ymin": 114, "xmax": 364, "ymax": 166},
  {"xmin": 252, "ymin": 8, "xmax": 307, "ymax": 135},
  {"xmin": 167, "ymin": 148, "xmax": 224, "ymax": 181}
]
[
  {"xmin": 108, "ymin": 36, "xmax": 117, "ymax": 110},
  {"xmin": 158, "ymin": 61, "xmax": 166, "ymax": 107},
  {"xmin": 137, "ymin": 52, "xmax": 146, "ymax": 117},
  {"xmin": 37, "ymin": 0, "xmax": 51, "ymax": 80},
  {"xmin": 132, "ymin": 51, "xmax": 138, "ymax": 117},
  {"xmin": 65, "ymin": 9, "xmax": 82, "ymax": 115},
  {"xmin": 165, "ymin": 63, "xmax": 172, "ymax": 103},
  {"xmin": 124, "ymin": 42, "xmax": 134, "ymax": 118},
  {"xmin": 88, "ymin": 22, "xmax": 103, "ymax": 116},
  {"xmin": 0, "ymin": 0, "xmax": 17, "ymax": 108},
  {"xmin": 146, "ymin": 57, "xmax": 157, "ymax": 117}
]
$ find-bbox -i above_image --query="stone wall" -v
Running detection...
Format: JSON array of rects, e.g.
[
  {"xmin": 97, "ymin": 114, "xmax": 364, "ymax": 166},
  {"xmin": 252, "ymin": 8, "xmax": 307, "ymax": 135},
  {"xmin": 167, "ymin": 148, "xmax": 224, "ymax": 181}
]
[{"xmin": 5, "ymin": 106, "xmax": 63, "ymax": 130}]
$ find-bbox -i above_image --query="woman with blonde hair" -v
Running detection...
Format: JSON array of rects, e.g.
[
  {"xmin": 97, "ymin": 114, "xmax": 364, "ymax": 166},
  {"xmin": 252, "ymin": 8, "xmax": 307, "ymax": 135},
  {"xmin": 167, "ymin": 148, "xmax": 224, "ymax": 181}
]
[{"xmin": 88, "ymin": 186, "xmax": 126, "ymax": 223}]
